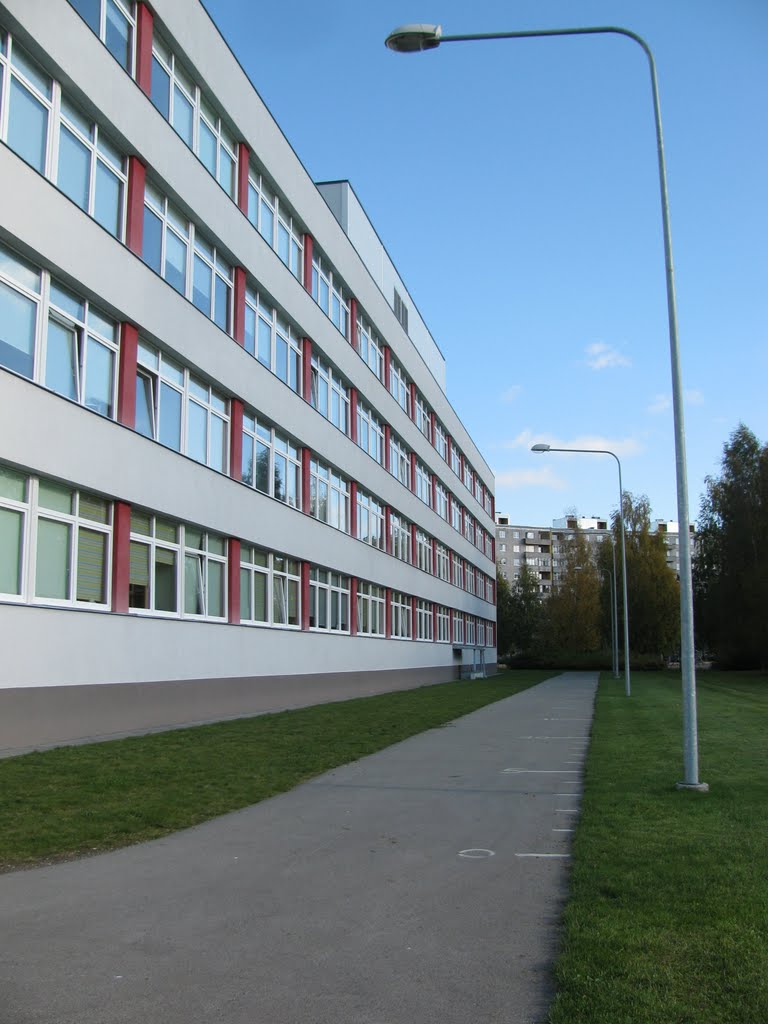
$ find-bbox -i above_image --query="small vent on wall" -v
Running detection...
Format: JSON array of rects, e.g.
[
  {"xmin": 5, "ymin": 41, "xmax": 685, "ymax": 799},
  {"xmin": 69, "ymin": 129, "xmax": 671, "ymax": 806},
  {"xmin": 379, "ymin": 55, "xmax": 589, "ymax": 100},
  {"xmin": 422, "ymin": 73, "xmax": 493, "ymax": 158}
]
[{"xmin": 394, "ymin": 289, "xmax": 409, "ymax": 333}]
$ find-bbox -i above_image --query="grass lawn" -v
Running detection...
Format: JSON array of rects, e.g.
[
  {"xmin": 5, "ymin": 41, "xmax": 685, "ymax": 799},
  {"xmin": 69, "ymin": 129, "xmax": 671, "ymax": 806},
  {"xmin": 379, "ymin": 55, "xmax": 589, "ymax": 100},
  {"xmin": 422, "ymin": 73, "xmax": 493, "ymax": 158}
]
[
  {"xmin": 0, "ymin": 669, "xmax": 549, "ymax": 871},
  {"xmin": 549, "ymin": 670, "xmax": 768, "ymax": 1024}
]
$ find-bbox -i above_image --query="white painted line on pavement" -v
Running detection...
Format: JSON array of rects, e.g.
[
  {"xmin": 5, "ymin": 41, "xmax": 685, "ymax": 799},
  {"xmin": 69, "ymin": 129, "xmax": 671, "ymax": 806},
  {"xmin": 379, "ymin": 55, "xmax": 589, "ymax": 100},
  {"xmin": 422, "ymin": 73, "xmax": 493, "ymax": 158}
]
[
  {"xmin": 501, "ymin": 769, "xmax": 579, "ymax": 774},
  {"xmin": 556, "ymin": 809, "xmax": 579, "ymax": 813},
  {"xmin": 553, "ymin": 828, "xmax": 575, "ymax": 832},
  {"xmin": 515, "ymin": 853, "xmax": 571, "ymax": 859},
  {"xmin": 458, "ymin": 849, "xmax": 495, "ymax": 859}
]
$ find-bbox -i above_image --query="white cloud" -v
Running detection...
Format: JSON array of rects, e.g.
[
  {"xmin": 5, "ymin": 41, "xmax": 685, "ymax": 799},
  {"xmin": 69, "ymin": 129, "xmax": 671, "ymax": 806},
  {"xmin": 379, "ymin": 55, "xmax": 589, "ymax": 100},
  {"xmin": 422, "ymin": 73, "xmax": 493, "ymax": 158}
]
[
  {"xmin": 500, "ymin": 385, "xmax": 523, "ymax": 403},
  {"xmin": 501, "ymin": 429, "xmax": 645, "ymax": 459},
  {"xmin": 647, "ymin": 389, "xmax": 705, "ymax": 415},
  {"xmin": 495, "ymin": 467, "xmax": 568, "ymax": 491},
  {"xmin": 585, "ymin": 342, "xmax": 632, "ymax": 371}
]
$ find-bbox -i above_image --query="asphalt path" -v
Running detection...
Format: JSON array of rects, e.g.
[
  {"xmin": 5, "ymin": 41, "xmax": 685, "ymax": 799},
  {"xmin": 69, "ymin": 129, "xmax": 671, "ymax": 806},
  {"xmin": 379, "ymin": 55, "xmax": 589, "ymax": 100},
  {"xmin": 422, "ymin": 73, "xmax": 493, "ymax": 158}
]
[{"xmin": 2, "ymin": 671, "xmax": 598, "ymax": 1023}]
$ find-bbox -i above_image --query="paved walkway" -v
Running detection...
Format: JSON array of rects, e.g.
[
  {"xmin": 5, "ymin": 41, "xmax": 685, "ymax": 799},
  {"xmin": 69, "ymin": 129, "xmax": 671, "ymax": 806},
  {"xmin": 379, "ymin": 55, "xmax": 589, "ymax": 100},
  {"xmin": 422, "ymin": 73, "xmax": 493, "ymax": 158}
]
[{"xmin": 1, "ymin": 672, "xmax": 598, "ymax": 1024}]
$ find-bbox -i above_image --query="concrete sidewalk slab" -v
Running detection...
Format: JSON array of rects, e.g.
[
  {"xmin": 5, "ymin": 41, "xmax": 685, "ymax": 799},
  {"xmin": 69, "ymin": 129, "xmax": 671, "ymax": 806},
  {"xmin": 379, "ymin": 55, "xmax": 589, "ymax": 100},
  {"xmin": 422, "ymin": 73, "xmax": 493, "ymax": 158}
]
[{"xmin": 1, "ymin": 671, "xmax": 597, "ymax": 1024}]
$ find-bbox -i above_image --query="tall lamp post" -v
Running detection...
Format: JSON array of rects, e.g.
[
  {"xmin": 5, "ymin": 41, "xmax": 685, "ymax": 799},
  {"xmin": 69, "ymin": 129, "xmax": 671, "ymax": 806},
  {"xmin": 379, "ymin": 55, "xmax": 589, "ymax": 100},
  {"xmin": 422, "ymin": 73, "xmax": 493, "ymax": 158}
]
[
  {"xmin": 385, "ymin": 22, "xmax": 706, "ymax": 791},
  {"xmin": 600, "ymin": 567, "xmax": 619, "ymax": 680},
  {"xmin": 532, "ymin": 444, "xmax": 631, "ymax": 696}
]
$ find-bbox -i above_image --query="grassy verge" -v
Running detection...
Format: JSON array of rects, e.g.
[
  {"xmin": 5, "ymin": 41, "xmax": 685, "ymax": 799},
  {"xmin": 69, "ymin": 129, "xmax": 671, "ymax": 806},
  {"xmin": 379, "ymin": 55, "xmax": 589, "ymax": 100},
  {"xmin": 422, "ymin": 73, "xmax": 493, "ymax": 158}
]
[
  {"xmin": 0, "ymin": 670, "xmax": 549, "ymax": 871},
  {"xmin": 549, "ymin": 670, "xmax": 768, "ymax": 1024}
]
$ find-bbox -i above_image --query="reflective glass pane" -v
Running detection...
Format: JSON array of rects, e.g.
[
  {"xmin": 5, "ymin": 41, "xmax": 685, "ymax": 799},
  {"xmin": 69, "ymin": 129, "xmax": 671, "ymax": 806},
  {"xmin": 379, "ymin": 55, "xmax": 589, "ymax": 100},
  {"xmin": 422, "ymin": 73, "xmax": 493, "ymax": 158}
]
[
  {"xmin": 45, "ymin": 319, "xmax": 79, "ymax": 401},
  {"xmin": 35, "ymin": 518, "xmax": 70, "ymax": 600},
  {"xmin": 198, "ymin": 119, "xmax": 216, "ymax": 174},
  {"xmin": 254, "ymin": 571, "xmax": 267, "ymax": 621},
  {"xmin": 135, "ymin": 372, "xmax": 155, "ymax": 438},
  {"xmin": 57, "ymin": 126, "xmax": 90, "ymax": 210},
  {"xmin": 105, "ymin": 0, "xmax": 132, "ymax": 72},
  {"xmin": 214, "ymin": 276, "xmax": 229, "ymax": 332},
  {"xmin": 0, "ymin": 508, "xmax": 23, "ymax": 595},
  {"xmin": 255, "ymin": 441, "xmax": 270, "ymax": 494},
  {"xmin": 11, "ymin": 45, "xmax": 51, "ymax": 98},
  {"xmin": 142, "ymin": 207, "xmax": 163, "ymax": 274},
  {"xmin": 39, "ymin": 480, "xmax": 73, "ymax": 513},
  {"xmin": 172, "ymin": 87, "xmax": 194, "ymax": 147},
  {"xmin": 94, "ymin": 161, "xmax": 122, "ymax": 237},
  {"xmin": 210, "ymin": 415, "xmax": 226, "ymax": 473},
  {"xmin": 275, "ymin": 336, "xmax": 288, "ymax": 383},
  {"xmin": 277, "ymin": 223, "xmax": 289, "ymax": 265},
  {"xmin": 79, "ymin": 492, "xmax": 108, "ymax": 524},
  {"xmin": 159, "ymin": 382, "xmax": 182, "ymax": 451},
  {"xmin": 155, "ymin": 547, "xmax": 177, "ymax": 612},
  {"xmin": 150, "ymin": 56, "xmax": 170, "ymax": 119},
  {"xmin": 0, "ymin": 467, "xmax": 26, "ymax": 501},
  {"xmin": 164, "ymin": 231, "xmax": 187, "ymax": 295},
  {"xmin": 257, "ymin": 317, "xmax": 271, "ymax": 367},
  {"xmin": 84, "ymin": 336, "xmax": 114, "ymax": 417},
  {"xmin": 70, "ymin": 0, "xmax": 100, "ymax": 34},
  {"xmin": 244, "ymin": 305, "xmax": 256, "ymax": 357},
  {"xmin": 187, "ymin": 401, "xmax": 207, "ymax": 464},
  {"xmin": 184, "ymin": 554, "xmax": 204, "ymax": 614},
  {"xmin": 240, "ymin": 569, "xmax": 251, "ymax": 621},
  {"xmin": 0, "ymin": 280, "xmax": 36, "ymax": 378},
  {"xmin": 241, "ymin": 432, "xmax": 254, "ymax": 486},
  {"xmin": 219, "ymin": 148, "xmax": 235, "ymax": 198},
  {"xmin": 129, "ymin": 540, "xmax": 150, "ymax": 607},
  {"xmin": 273, "ymin": 453, "xmax": 286, "ymax": 502},
  {"xmin": 207, "ymin": 561, "xmax": 224, "ymax": 617},
  {"xmin": 8, "ymin": 79, "xmax": 48, "ymax": 173},
  {"xmin": 76, "ymin": 527, "xmax": 106, "ymax": 602},
  {"xmin": 192, "ymin": 254, "xmax": 212, "ymax": 315},
  {"xmin": 259, "ymin": 200, "xmax": 274, "ymax": 245}
]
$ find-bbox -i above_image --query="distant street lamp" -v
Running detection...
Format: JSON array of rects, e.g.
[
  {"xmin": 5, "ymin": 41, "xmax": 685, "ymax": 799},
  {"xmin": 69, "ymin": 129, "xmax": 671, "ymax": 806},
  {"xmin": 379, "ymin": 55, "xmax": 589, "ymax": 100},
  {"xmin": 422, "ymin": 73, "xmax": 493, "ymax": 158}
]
[
  {"xmin": 533, "ymin": 443, "xmax": 631, "ymax": 696},
  {"xmin": 600, "ymin": 566, "xmax": 619, "ymax": 679},
  {"xmin": 385, "ymin": 22, "xmax": 706, "ymax": 789}
]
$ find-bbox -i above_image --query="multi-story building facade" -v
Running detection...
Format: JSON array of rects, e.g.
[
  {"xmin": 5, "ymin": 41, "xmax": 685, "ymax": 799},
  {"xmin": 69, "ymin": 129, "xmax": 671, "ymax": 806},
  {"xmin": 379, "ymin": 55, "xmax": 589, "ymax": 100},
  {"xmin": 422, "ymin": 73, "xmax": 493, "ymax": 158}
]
[
  {"xmin": 0, "ymin": 0, "xmax": 497, "ymax": 745},
  {"xmin": 496, "ymin": 513, "xmax": 692, "ymax": 593}
]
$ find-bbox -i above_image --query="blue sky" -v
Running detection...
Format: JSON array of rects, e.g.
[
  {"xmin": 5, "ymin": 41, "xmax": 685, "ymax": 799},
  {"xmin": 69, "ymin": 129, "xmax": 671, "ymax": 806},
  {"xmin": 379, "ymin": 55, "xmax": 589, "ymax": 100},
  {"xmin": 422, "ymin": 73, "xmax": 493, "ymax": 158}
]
[{"xmin": 203, "ymin": 0, "xmax": 767, "ymax": 528}]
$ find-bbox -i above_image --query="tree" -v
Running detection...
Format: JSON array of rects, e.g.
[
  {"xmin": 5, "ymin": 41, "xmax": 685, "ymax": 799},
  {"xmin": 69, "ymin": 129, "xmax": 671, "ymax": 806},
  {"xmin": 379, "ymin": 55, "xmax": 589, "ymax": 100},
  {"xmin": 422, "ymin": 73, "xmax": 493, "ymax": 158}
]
[
  {"xmin": 694, "ymin": 424, "xmax": 768, "ymax": 668},
  {"xmin": 544, "ymin": 531, "xmax": 602, "ymax": 654},
  {"xmin": 601, "ymin": 492, "xmax": 680, "ymax": 658},
  {"xmin": 497, "ymin": 565, "xmax": 543, "ymax": 657}
]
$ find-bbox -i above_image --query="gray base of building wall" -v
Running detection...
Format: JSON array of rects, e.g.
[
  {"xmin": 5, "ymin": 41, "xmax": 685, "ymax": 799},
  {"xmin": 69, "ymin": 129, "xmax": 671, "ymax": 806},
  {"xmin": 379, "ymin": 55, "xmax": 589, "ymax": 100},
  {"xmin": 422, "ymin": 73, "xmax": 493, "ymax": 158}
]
[{"xmin": 0, "ymin": 664, "xmax": 498, "ymax": 758}]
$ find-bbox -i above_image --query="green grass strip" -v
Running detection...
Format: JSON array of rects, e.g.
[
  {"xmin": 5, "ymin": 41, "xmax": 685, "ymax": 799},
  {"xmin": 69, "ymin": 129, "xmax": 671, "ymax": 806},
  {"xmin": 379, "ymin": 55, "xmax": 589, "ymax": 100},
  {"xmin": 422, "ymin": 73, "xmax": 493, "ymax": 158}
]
[
  {"xmin": 0, "ymin": 670, "xmax": 550, "ymax": 871},
  {"xmin": 549, "ymin": 670, "xmax": 768, "ymax": 1024}
]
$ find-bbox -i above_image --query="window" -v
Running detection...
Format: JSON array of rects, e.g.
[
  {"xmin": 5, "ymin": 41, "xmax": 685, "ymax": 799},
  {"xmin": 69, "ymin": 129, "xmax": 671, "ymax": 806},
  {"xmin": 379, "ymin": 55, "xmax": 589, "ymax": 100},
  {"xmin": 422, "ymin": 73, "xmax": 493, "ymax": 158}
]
[
  {"xmin": 464, "ymin": 512, "xmax": 475, "ymax": 545},
  {"xmin": 464, "ymin": 460, "xmax": 473, "ymax": 491},
  {"xmin": 435, "ymin": 422, "xmax": 447, "ymax": 461},
  {"xmin": 57, "ymin": 94, "xmax": 126, "ymax": 238},
  {"xmin": 239, "ymin": 546, "xmax": 300, "ymax": 627},
  {"xmin": 450, "ymin": 443, "xmax": 461, "ymax": 477},
  {"xmin": 356, "ymin": 401, "xmax": 384, "ymax": 465},
  {"xmin": 435, "ymin": 482, "xmax": 448, "ymax": 521},
  {"xmin": 415, "ymin": 462, "xmax": 431, "ymax": 507},
  {"xmin": 477, "ymin": 620, "xmax": 486, "ymax": 648},
  {"xmin": 183, "ymin": 527, "xmax": 226, "ymax": 619},
  {"xmin": 0, "ymin": 241, "xmax": 42, "ymax": 380},
  {"xmin": 69, "ymin": 0, "xmax": 135, "ymax": 74},
  {"xmin": 2, "ymin": 36, "xmax": 52, "ymax": 175},
  {"xmin": 436, "ymin": 543, "xmax": 450, "ymax": 582},
  {"xmin": 357, "ymin": 314, "xmax": 383, "ymax": 381},
  {"xmin": 389, "ymin": 512, "xmax": 411, "ymax": 564},
  {"xmin": 128, "ymin": 511, "xmax": 180, "ymax": 614},
  {"xmin": 450, "ymin": 497, "xmax": 462, "ymax": 532},
  {"xmin": 356, "ymin": 489, "xmax": 385, "ymax": 551},
  {"xmin": 416, "ymin": 529, "xmax": 432, "ymax": 574},
  {"xmin": 390, "ymin": 590, "xmax": 412, "ymax": 639},
  {"xmin": 150, "ymin": 34, "xmax": 236, "ymax": 198},
  {"xmin": 389, "ymin": 357, "xmax": 410, "ymax": 416},
  {"xmin": 310, "ymin": 457, "xmax": 349, "ymax": 533},
  {"xmin": 452, "ymin": 610, "xmax": 464, "ymax": 645},
  {"xmin": 436, "ymin": 606, "xmax": 450, "ymax": 643},
  {"xmin": 415, "ymin": 394, "xmax": 431, "ymax": 443},
  {"xmin": 143, "ymin": 184, "xmax": 232, "ymax": 333},
  {"xmin": 247, "ymin": 167, "xmax": 303, "ymax": 280},
  {"xmin": 466, "ymin": 616, "xmax": 476, "ymax": 646},
  {"xmin": 241, "ymin": 412, "xmax": 301, "ymax": 509},
  {"xmin": 0, "ymin": 468, "xmax": 111, "ymax": 606},
  {"xmin": 393, "ymin": 288, "xmax": 408, "ymax": 333},
  {"xmin": 452, "ymin": 553, "xmax": 464, "ymax": 589},
  {"xmin": 309, "ymin": 568, "xmax": 349, "ymax": 632},
  {"xmin": 466, "ymin": 564, "xmax": 476, "ymax": 596},
  {"xmin": 136, "ymin": 341, "xmax": 229, "ymax": 473},
  {"xmin": 499, "ymin": 530, "xmax": 506, "ymax": 540},
  {"xmin": 310, "ymin": 352, "xmax": 348, "ymax": 432},
  {"xmin": 245, "ymin": 286, "xmax": 301, "ymax": 393},
  {"xmin": 46, "ymin": 280, "xmax": 119, "ymax": 418},
  {"xmin": 389, "ymin": 433, "xmax": 410, "ymax": 487},
  {"xmin": 416, "ymin": 600, "xmax": 433, "ymax": 641},
  {"xmin": 312, "ymin": 252, "xmax": 349, "ymax": 337},
  {"xmin": 357, "ymin": 581, "xmax": 385, "ymax": 637}
]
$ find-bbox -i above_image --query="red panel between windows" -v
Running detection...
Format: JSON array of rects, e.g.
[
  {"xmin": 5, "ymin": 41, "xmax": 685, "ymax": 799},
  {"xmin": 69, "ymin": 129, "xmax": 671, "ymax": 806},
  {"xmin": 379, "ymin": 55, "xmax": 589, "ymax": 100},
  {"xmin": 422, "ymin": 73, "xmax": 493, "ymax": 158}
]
[
  {"xmin": 349, "ymin": 480, "xmax": 358, "ymax": 538},
  {"xmin": 237, "ymin": 142, "xmax": 250, "ymax": 214},
  {"xmin": 135, "ymin": 3, "xmax": 154, "ymax": 96},
  {"xmin": 303, "ymin": 234, "xmax": 313, "ymax": 294},
  {"xmin": 117, "ymin": 322, "xmax": 138, "ymax": 428},
  {"xmin": 349, "ymin": 297, "xmax": 358, "ymax": 350},
  {"xmin": 126, "ymin": 156, "xmax": 146, "ymax": 256},
  {"xmin": 302, "ymin": 338, "xmax": 312, "ymax": 402},
  {"xmin": 227, "ymin": 538, "xmax": 241, "ymax": 624},
  {"xmin": 301, "ymin": 448, "xmax": 311, "ymax": 515},
  {"xmin": 229, "ymin": 399, "xmax": 243, "ymax": 481},
  {"xmin": 349, "ymin": 388, "xmax": 358, "ymax": 445},
  {"xmin": 233, "ymin": 267, "xmax": 246, "ymax": 347},
  {"xmin": 111, "ymin": 501, "xmax": 132, "ymax": 613}
]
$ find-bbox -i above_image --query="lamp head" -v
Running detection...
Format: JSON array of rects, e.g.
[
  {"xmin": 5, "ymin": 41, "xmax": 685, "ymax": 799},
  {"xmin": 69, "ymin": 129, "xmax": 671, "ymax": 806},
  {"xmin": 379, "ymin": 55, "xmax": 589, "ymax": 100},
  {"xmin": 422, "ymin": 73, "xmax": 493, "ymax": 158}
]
[
  {"xmin": 385, "ymin": 24, "xmax": 442, "ymax": 52},
  {"xmin": 531, "ymin": 443, "xmax": 551, "ymax": 453}
]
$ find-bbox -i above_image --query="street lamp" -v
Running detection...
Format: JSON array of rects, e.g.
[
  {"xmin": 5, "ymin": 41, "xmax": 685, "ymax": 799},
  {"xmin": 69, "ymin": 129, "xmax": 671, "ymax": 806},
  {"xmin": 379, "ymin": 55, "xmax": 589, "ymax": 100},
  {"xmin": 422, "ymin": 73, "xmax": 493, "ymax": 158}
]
[
  {"xmin": 533, "ymin": 444, "xmax": 631, "ymax": 696},
  {"xmin": 600, "ymin": 567, "xmax": 619, "ymax": 680},
  {"xmin": 385, "ymin": 22, "xmax": 706, "ymax": 791}
]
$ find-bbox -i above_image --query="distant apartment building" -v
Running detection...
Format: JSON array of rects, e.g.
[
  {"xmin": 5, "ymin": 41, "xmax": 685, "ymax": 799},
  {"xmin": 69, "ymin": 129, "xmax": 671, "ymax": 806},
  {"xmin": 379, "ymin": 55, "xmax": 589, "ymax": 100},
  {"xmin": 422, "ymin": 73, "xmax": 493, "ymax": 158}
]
[{"xmin": 496, "ymin": 513, "xmax": 693, "ymax": 593}]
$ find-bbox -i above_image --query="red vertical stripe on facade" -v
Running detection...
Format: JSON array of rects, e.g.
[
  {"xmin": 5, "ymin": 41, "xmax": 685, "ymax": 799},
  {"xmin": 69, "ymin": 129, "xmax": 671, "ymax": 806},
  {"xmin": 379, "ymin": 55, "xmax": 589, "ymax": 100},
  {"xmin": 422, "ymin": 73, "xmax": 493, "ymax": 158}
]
[
  {"xmin": 135, "ymin": 3, "xmax": 154, "ymax": 96},
  {"xmin": 302, "ymin": 338, "xmax": 312, "ymax": 402},
  {"xmin": 350, "ymin": 576, "xmax": 358, "ymax": 636},
  {"xmin": 126, "ymin": 156, "xmax": 146, "ymax": 256},
  {"xmin": 410, "ymin": 452, "xmax": 417, "ymax": 493},
  {"xmin": 383, "ymin": 424, "xmax": 391, "ymax": 473},
  {"xmin": 385, "ymin": 506, "xmax": 392, "ymax": 555},
  {"xmin": 409, "ymin": 523, "xmax": 417, "ymax": 567},
  {"xmin": 237, "ymin": 142, "xmax": 250, "ymax": 214},
  {"xmin": 349, "ymin": 388, "xmax": 358, "ymax": 444},
  {"xmin": 409, "ymin": 382, "xmax": 417, "ymax": 422},
  {"xmin": 227, "ymin": 538, "xmax": 241, "ymax": 624},
  {"xmin": 431, "ymin": 473, "xmax": 437, "ymax": 511},
  {"xmin": 349, "ymin": 480, "xmax": 358, "ymax": 538},
  {"xmin": 431, "ymin": 538, "xmax": 437, "ymax": 576},
  {"xmin": 229, "ymin": 399, "xmax": 243, "ymax": 481},
  {"xmin": 446, "ymin": 435, "xmax": 452, "ymax": 469},
  {"xmin": 385, "ymin": 588, "xmax": 392, "ymax": 639},
  {"xmin": 117, "ymin": 322, "xmax": 138, "ymax": 428},
  {"xmin": 301, "ymin": 448, "xmax": 312, "ymax": 514},
  {"xmin": 111, "ymin": 501, "xmax": 131, "ymax": 613},
  {"xmin": 383, "ymin": 345, "xmax": 391, "ymax": 388},
  {"xmin": 303, "ymin": 234, "xmax": 313, "ymax": 293},
  {"xmin": 430, "ymin": 411, "xmax": 436, "ymax": 447},
  {"xmin": 432, "ymin": 603, "xmax": 438, "ymax": 643},
  {"xmin": 233, "ymin": 267, "xmax": 246, "ymax": 347},
  {"xmin": 301, "ymin": 563, "xmax": 310, "ymax": 630},
  {"xmin": 349, "ymin": 297, "xmax": 358, "ymax": 350}
]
